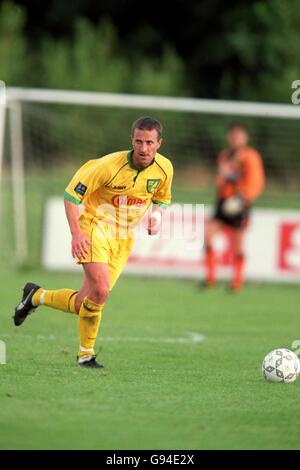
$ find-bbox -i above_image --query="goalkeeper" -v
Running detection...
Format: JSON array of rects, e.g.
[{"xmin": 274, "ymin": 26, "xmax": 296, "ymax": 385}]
[
  {"xmin": 204, "ymin": 123, "xmax": 265, "ymax": 291},
  {"xmin": 13, "ymin": 117, "xmax": 173, "ymax": 368}
]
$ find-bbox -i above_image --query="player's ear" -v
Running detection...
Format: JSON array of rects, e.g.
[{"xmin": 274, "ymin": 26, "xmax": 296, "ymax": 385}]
[{"xmin": 157, "ymin": 138, "xmax": 163, "ymax": 148}]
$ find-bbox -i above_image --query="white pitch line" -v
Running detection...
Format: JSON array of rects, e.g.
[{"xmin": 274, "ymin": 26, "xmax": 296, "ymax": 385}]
[
  {"xmin": 1, "ymin": 331, "xmax": 205, "ymax": 345},
  {"xmin": 102, "ymin": 332, "xmax": 205, "ymax": 344}
]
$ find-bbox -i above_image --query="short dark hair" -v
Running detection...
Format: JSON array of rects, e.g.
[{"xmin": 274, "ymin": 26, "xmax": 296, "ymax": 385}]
[
  {"xmin": 228, "ymin": 122, "xmax": 248, "ymax": 133},
  {"xmin": 131, "ymin": 116, "xmax": 163, "ymax": 140}
]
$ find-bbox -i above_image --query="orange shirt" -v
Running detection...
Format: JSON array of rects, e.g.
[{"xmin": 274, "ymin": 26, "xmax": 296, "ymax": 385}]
[{"xmin": 216, "ymin": 146, "xmax": 265, "ymax": 202}]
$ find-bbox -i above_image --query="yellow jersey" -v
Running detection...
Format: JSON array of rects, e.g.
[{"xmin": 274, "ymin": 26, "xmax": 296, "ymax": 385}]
[{"xmin": 64, "ymin": 150, "xmax": 173, "ymax": 236}]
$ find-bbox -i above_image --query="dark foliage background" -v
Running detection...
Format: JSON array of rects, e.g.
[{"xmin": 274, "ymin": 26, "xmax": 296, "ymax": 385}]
[{"xmin": 1, "ymin": 0, "xmax": 300, "ymax": 101}]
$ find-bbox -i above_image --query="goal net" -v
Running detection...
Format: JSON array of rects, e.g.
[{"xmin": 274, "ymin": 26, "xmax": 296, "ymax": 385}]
[{"xmin": 2, "ymin": 88, "xmax": 300, "ymax": 268}]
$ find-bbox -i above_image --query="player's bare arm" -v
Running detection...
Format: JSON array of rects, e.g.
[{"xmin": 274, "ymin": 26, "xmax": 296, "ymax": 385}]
[{"xmin": 64, "ymin": 199, "xmax": 91, "ymax": 259}]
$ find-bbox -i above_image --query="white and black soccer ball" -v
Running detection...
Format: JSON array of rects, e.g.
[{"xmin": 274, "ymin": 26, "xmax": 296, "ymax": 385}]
[{"xmin": 262, "ymin": 348, "xmax": 300, "ymax": 383}]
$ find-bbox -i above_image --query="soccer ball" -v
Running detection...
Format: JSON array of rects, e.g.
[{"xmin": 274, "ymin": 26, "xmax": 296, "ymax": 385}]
[{"xmin": 262, "ymin": 349, "xmax": 300, "ymax": 383}]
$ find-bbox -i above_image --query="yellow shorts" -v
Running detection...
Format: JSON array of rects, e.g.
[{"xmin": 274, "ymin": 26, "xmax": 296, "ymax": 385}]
[{"xmin": 77, "ymin": 213, "xmax": 134, "ymax": 290}]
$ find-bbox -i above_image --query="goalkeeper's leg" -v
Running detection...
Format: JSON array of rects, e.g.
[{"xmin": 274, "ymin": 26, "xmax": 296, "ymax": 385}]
[
  {"xmin": 203, "ymin": 219, "xmax": 222, "ymax": 286},
  {"xmin": 231, "ymin": 227, "xmax": 246, "ymax": 291}
]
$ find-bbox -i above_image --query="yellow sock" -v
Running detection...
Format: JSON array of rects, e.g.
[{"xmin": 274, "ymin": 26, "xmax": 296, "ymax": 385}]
[
  {"xmin": 78, "ymin": 297, "xmax": 104, "ymax": 358},
  {"xmin": 32, "ymin": 288, "xmax": 78, "ymax": 314}
]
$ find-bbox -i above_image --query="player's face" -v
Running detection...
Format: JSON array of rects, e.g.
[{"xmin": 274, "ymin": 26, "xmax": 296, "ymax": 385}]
[
  {"xmin": 131, "ymin": 129, "xmax": 162, "ymax": 168},
  {"xmin": 227, "ymin": 128, "xmax": 248, "ymax": 149}
]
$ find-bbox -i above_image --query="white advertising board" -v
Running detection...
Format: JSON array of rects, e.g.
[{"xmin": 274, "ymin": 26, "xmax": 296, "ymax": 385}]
[{"xmin": 42, "ymin": 198, "xmax": 300, "ymax": 283}]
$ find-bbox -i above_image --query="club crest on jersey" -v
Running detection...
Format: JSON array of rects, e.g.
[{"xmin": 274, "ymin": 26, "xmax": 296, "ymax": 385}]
[{"xmin": 146, "ymin": 179, "xmax": 160, "ymax": 193}]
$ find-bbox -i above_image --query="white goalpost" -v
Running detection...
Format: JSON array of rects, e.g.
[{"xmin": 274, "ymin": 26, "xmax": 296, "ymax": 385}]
[
  {"xmin": 0, "ymin": 81, "xmax": 6, "ymax": 208},
  {"xmin": 0, "ymin": 81, "xmax": 7, "ymax": 265},
  {"xmin": 3, "ymin": 87, "xmax": 300, "ymax": 268}
]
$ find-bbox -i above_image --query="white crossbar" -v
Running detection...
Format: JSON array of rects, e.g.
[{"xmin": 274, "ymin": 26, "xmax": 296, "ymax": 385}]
[{"xmin": 6, "ymin": 87, "xmax": 300, "ymax": 119}]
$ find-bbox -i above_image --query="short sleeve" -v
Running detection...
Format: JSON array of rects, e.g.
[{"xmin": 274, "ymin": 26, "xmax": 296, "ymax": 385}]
[
  {"xmin": 64, "ymin": 159, "xmax": 109, "ymax": 205},
  {"xmin": 152, "ymin": 162, "xmax": 173, "ymax": 208}
]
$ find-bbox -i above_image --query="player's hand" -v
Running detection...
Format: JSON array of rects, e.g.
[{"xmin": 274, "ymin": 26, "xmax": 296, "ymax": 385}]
[
  {"xmin": 222, "ymin": 195, "xmax": 245, "ymax": 217},
  {"xmin": 148, "ymin": 211, "xmax": 162, "ymax": 235},
  {"xmin": 71, "ymin": 231, "xmax": 92, "ymax": 259}
]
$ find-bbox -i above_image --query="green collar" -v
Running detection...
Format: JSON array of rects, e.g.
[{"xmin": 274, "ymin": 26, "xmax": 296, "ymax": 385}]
[{"xmin": 127, "ymin": 150, "xmax": 155, "ymax": 171}]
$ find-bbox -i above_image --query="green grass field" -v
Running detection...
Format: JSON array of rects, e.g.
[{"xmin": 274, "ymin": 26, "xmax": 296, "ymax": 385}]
[
  {"xmin": 0, "ymin": 268, "xmax": 299, "ymax": 450},
  {"xmin": 1, "ymin": 173, "xmax": 299, "ymax": 449}
]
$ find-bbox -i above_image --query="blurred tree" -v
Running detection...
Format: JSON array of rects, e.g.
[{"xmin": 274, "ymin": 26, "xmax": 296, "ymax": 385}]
[
  {"xmin": 217, "ymin": 0, "xmax": 300, "ymax": 102},
  {"xmin": 0, "ymin": 1, "xmax": 29, "ymax": 85},
  {"xmin": 2, "ymin": 0, "xmax": 300, "ymax": 101},
  {"xmin": 132, "ymin": 46, "xmax": 189, "ymax": 96},
  {"xmin": 39, "ymin": 17, "xmax": 188, "ymax": 95},
  {"xmin": 0, "ymin": 2, "xmax": 188, "ymax": 95},
  {"xmin": 40, "ymin": 18, "xmax": 130, "ymax": 92}
]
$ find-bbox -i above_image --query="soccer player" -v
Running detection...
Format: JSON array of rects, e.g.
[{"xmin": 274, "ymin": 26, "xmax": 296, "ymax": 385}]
[
  {"xmin": 13, "ymin": 117, "xmax": 173, "ymax": 368},
  {"xmin": 204, "ymin": 123, "xmax": 265, "ymax": 291}
]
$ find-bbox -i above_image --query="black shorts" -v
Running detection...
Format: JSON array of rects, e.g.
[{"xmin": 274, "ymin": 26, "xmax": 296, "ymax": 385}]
[{"xmin": 213, "ymin": 198, "xmax": 250, "ymax": 229}]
